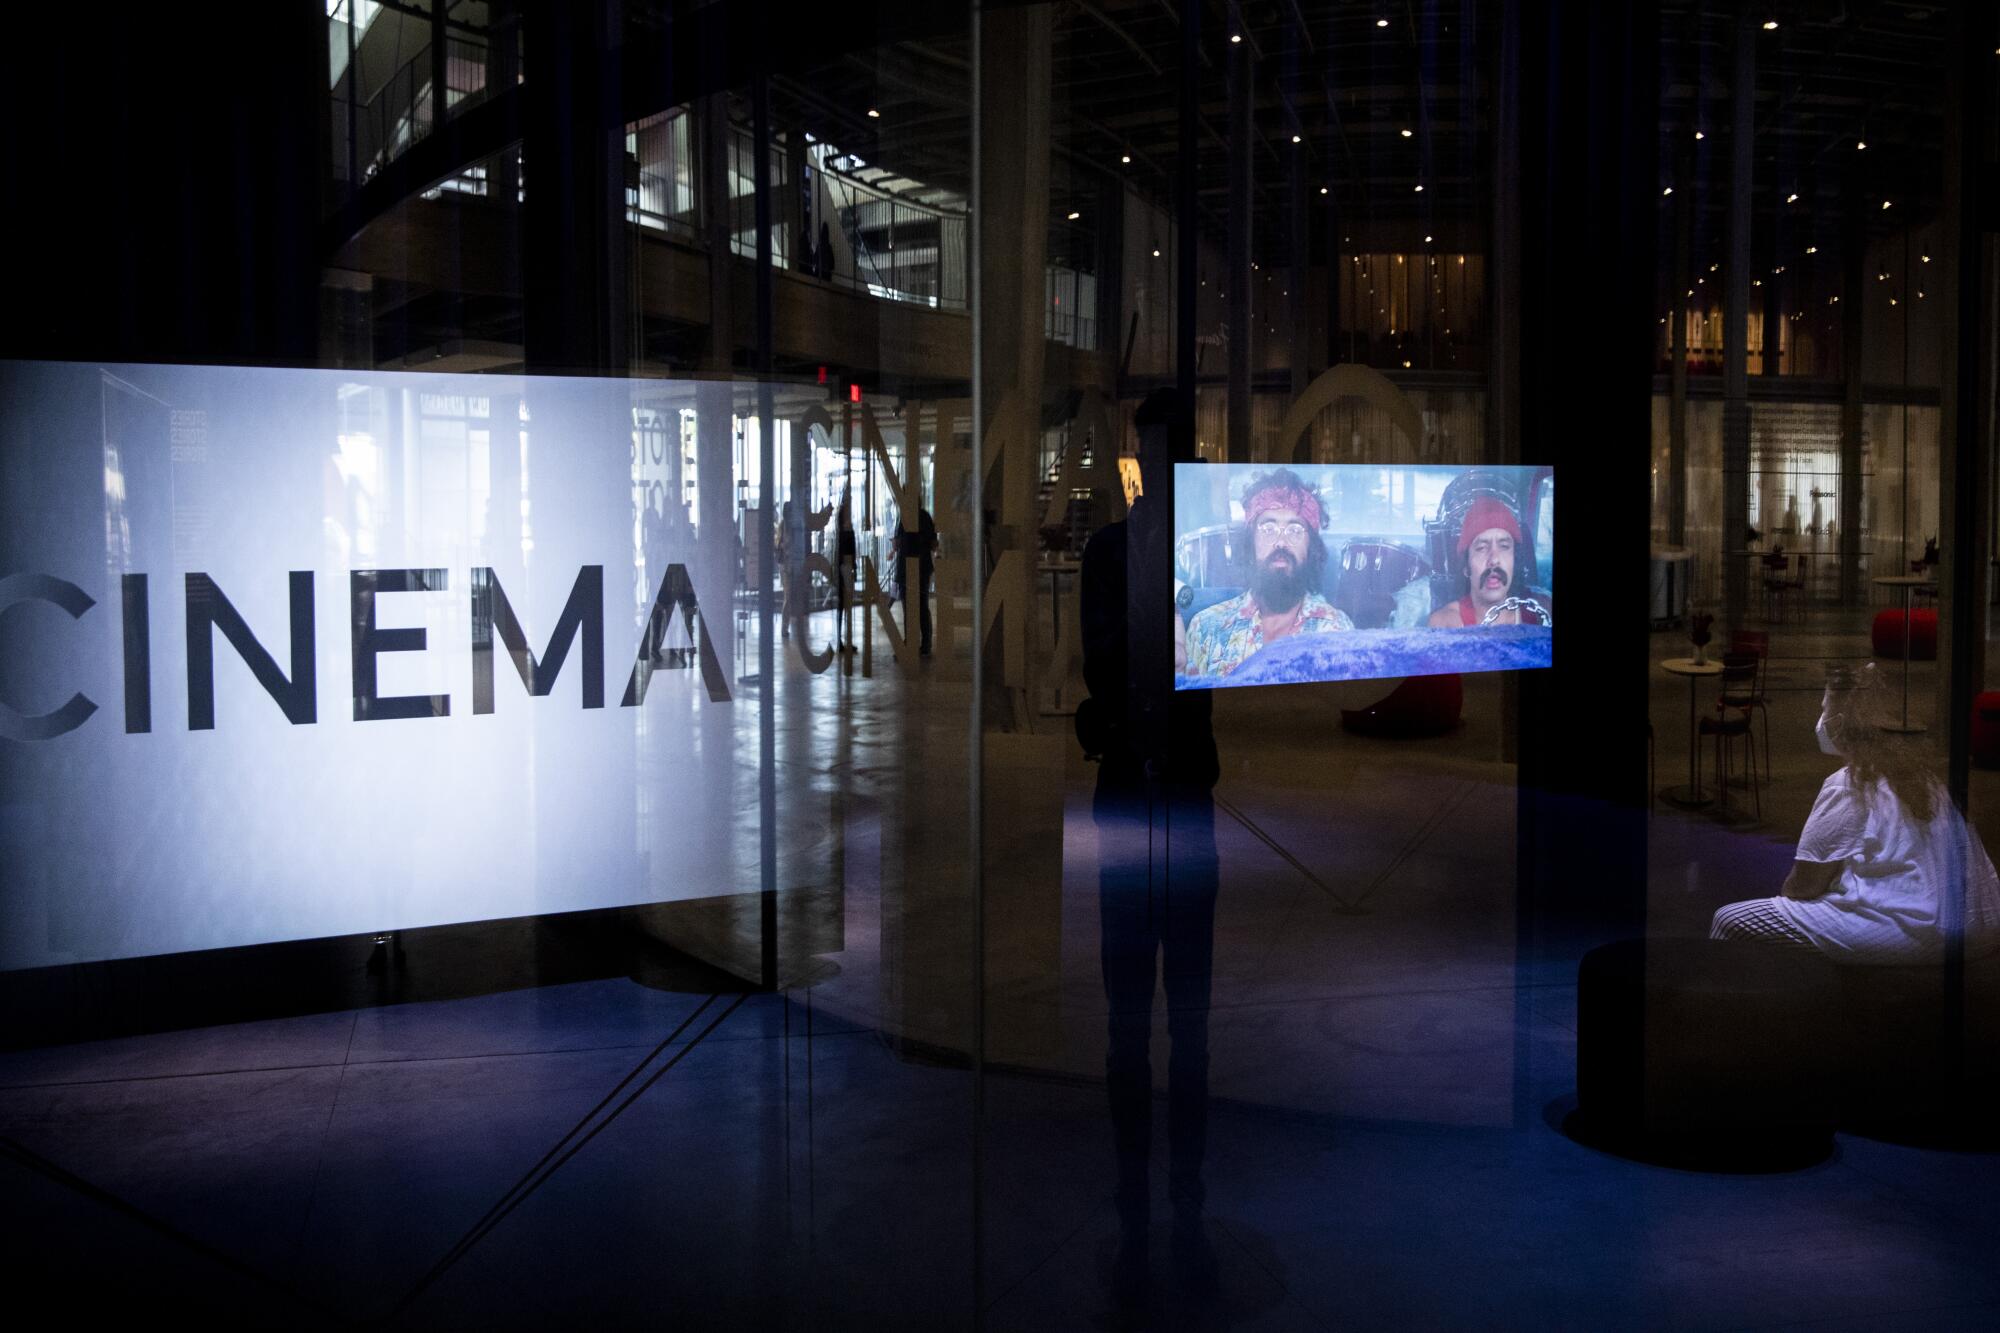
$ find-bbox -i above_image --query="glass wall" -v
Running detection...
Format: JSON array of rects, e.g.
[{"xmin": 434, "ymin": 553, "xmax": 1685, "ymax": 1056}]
[{"xmin": 4, "ymin": 2, "xmax": 1999, "ymax": 1327}]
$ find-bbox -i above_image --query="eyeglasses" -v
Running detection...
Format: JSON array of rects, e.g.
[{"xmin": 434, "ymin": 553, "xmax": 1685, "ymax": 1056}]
[{"xmin": 1255, "ymin": 519, "xmax": 1309, "ymax": 542}]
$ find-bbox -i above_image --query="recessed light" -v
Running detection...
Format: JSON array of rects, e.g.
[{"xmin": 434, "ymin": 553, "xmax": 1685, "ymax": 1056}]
[
  {"xmin": 1663, "ymin": 186, "xmax": 1673, "ymax": 196},
  {"xmin": 1694, "ymin": 130, "xmax": 1705, "ymax": 140},
  {"xmin": 1413, "ymin": 183, "xmax": 1424, "ymax": 192},
  {"xmin": 1377, "ymin": 17, "xmax": 1389, "ymax": 28},
  {"xmin": 1787, "ymin": 192, "xmax": 1799, "ymax": 203},
  {"xmin": 1231, "ymin": 34, "xmax": 1243, "ymax": 44},
  {"xmin": 867, "ymin": 108, "xmax": 880, "ymax": 119},
  {"xmin": 1425, "ymin": 235, "xmax": 1433, "ymax": 243},
  {"xmin": 1763, "ymin": 19, "xmax": 1779, "ymax": 31},
  {"xmin": 1292, "ymin": 134, "xmax": 1302, "ymax": 144},
  {"xmin": 1806, "ymin": 245, "xmax": 1818, "ymax": 254},
  {"xmin": 1120, "ymin": 154, "xmax": 1131, "ymax": 164},
  {"xmin": 1400, "ymin": 128, "xmax": 1413, "ymax": 138},
  {"xmin": 1152, "ymin": 249, "xmax": 1160, "ymax": 257},
  {"xmin": 1319, "ymin": 186, "xmax": 1329, "ymax": 195},
  {"xmin": 1067, "ymin": 211, "xmax": 1081, "ymax": 220},
  {"xmin": 1882, "ymin": 199, "xmax": 1892, "ymax": 210},
  {"xmin": 1856, "ymin": 139, "xmax": 1867, "ymax": 150}
]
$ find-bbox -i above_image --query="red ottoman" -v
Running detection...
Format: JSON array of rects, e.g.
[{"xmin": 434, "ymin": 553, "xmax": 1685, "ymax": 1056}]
[
  {"xmin": 1872, "ymin": 609, "xmax": 1938, "ymax": 661},
  {"xmin": 1341, "ymin": 673, "xmax": 1464, "ymax": 738},
  {"xmin": 1975, "ymin": 692, "xmax": 2000, "ymax": 768}
]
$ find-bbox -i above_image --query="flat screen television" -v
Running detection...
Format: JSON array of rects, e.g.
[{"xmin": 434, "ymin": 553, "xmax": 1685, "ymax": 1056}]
[{"xmin": 1173, "ymin": 463, "xmax": 1554, "ymax": 689}]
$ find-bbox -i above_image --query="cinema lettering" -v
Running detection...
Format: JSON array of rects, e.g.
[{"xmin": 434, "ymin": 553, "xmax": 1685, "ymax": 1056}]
[
  {"xmin": 0, "ymin": 361, "xmax": 802, "ymax": 970},
  {"xmin": 0, "ymin": 563, "xmax": 731, "ymax": 743}
]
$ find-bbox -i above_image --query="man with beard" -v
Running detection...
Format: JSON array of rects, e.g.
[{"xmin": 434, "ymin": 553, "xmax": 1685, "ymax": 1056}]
[
  {"xmin": 1427, "ymin": 495, "xmax": 1552, "ymax": 627},
  {"xmin": 1183, "ymin": 469, "xmax": 1354, "ymax": 678}
]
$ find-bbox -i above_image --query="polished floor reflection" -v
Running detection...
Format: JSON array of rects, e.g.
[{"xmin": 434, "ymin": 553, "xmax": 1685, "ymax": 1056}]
[{"xmin": 4, "ymin": 605, "xmax": 1999, "ymax": 1328}]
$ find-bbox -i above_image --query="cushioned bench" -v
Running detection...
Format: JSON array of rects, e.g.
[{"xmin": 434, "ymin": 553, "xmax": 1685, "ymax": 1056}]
[
  {"xmin": 1833, "ymin": 955, "xmax": 2000, "ymax": 1143},
  {"xmin": 1871, "ymin": 607, "xmax": 1937, "ymax": 660},
  {"xmin": 1575, "ymin": 939, "xmax": 1840, "ymax": 1167}
]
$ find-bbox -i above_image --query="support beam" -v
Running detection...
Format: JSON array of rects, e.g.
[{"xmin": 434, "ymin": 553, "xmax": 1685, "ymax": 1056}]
[
  {"xmin": 1669, "ymin": 141, "xmax": 1690, "ymax": 545},
  {"xmin": 1840, "ymin": 194, "xmax": 1866, "ymax": 604},
  {"xmin": 1510, "ymin": 0, "xmax": 1657, "ymax": 934},
  {"xmin": 1721, "ymin": 4, "xmax": 1755, "ymax": 631},
  {"xmin": 1939, "ymin": 0, "xmax": 1994, "ymax": 802},
  {"xmin": 1227, "ymin": 33, "xmax": 1252, "ymax": 462},
  {"xmin": 522, "ymin": 2, "xmax": 627, "ymax": 373}
]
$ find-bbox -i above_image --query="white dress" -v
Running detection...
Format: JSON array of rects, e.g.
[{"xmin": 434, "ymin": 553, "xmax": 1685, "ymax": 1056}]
[{"xmin": 1778, "ymin": 770, "xmax": 2000, "ymax": 962}]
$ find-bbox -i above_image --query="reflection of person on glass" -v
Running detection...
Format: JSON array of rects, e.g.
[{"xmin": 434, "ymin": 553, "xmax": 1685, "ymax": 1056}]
[
  {"xmin": 1183, "ymin": 468, "xmax": 1354, "ymax": 677},
  {"xmin": 1427, "ymin": 495, "xmax": 1550, "ymax": 626},
  {"xmin": 1080, "ymin": 388, "xmax": 1222, "ymax": 1304},
  {"xmin": 1711, "ymin": 665, "xmax": 2000, "ymax": 959}
]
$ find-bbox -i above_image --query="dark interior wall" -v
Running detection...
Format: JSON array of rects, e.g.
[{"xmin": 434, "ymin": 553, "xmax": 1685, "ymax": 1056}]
[
  {"xmin": 0, "ymin": 7, "xmax": 328, "ymax": 366},
  {"xmin": 1511, "ymin": 0, "xmax": 1659, "ymax": 935}
]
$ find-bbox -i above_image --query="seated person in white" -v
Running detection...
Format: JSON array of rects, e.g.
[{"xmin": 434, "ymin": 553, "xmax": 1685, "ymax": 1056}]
[{"xmin": 1711, "ymin": 664, "xmax": 2000, "ymax": 963}]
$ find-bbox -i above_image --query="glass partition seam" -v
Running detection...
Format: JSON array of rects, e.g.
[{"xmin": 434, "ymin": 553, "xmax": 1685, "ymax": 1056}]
[{"xmin": 968, "ymin": 3, "xmax": 987, "ymax": 1327}]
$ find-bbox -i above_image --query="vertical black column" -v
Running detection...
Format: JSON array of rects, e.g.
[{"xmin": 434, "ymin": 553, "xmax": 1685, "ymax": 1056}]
[
  {"xmin": 1227, "ymin": 35, "xmax": 1253, "ymax": 462},
  {"xmin": 1939, "ymin": 0, "xmax": 1995, "ymax": 803},
  {"xmin": 1721, "ymin": 4, "xmax": 1755, "ymax": 631},
  {"xmin": 1510, "ymin": 0, "xmax": 1658, "ymax": 936},
  {"xmin": 522, "ymin": 1, "xmax": 628, "ymax": 373},
  {"xmin": 1176, "ymin": 0, "xmax": 1199, "ymax": 411},
  {"xmin": 1839, "ymin": 193, "xmax": 1866, "ymax": 605},
  {"xmin": 1669, "ymin": 141, "xmax": 1691, "ymax": 545}
]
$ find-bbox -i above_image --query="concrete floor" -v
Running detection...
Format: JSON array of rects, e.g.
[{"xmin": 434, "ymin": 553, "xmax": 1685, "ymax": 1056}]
[{"xmin": 2, "ymin": 603, "xmax": 1997, "ymax": 1328}]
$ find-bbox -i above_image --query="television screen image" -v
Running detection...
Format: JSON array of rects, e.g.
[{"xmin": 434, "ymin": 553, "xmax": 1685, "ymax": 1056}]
[{"xmin": 1173, "ymin": 463, "xmax": 1554, "ymax": 689}]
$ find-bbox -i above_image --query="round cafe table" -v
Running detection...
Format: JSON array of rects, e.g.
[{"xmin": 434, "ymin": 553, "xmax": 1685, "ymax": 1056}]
[
  {"xmin": 1873, "ymin": 574, "xmax": 1936, "ymax": 734},
  {"xmin": 1661, "ymin": 656, "xmax": 1724, "ymax": 807}
]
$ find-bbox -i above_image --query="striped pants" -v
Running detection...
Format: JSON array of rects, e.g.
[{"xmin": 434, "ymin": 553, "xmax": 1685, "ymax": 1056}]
[{"xmin": 1709, "ymin": 898, "xmax": 1819, "ymax": 951}]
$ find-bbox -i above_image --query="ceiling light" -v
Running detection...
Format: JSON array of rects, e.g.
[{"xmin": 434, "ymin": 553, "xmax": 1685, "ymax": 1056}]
[
  {"xmin": 1320, "ymin": 186, "xmax": 1329, "ymax": 195},
  {"xmin": 1663, "ymin": 186, "xmax": 1674, "ymax": 196},
  {"xmin": 1882, "ymin": 199, "xmax": 1892, "ymax": 210},
  {"xmin": 1231, "ymin": 34, "xmax": 1243, "ymax": 43},
  {"xmin": 1763, "ymin": 19, "xmax": 1779, "ymax": 31},
  {"xmin": 1413, "ymin": 183, "xmax": 1424, "ymax": 192},
  {"xmin": 1752, "ymin": 279, "xmax": 1762, "ymax": 287},
  {"xmin": 1377, "ymin": 17, "xmax": 1389, "ymax": 27},
  {"xmin": 1710, "ymin": 262, "xmax": 1719, "ymax": 271},
  {"xmin": 1787, "ymin": 193, "xmax": 1799, "ymax": 203},
  {"xmin": 1401, "ymin": 128, "xmax": 1413, "ymax": 138},
  {"xmin": 1856, "ymin": 139, "xmax": 1867, "ymax": 150},
  {"xmin": 1152, "ymin": 249, "xmax": 1161, "ymax": 257},
  {"xmin": 867, "ymin": 108, "xmax": 880, "ymax": 118},
  {"xmin": 1922, "ymin": 253, "xmax": 1930, "ymax": 263},
  {"xmin": 1121, "ymin": 154, "xmax": 1131, "ymax": 164},
  {"xmin": 1695, "ymin": 130, "xmax": 1705, "ymax": 140},
  {"xmin": 1403, "ymin": 360, "xmax": 1413, "ymax": 368},
  {"xmin": 1806, "ymin": 245, "xmax": 1818, "ymax": 254},
  {"xmin": 1425, "ymin": 235, "xmax": 1433, "ymax": 243},
  {"xmin": 1067, "ymin": 211, "xmax": 1081, "ymax": 220}
]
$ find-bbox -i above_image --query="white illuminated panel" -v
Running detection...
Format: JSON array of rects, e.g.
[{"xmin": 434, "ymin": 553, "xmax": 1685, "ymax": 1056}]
[{"xmin": 0, "ymin": 362, "xmax": 763, "ymax": 969}]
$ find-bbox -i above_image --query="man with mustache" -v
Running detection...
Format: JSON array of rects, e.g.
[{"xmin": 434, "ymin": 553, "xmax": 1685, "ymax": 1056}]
[
  {"xmin": 1427, "ymin": 495, "xmax": 1550, "ymax": 627},
  {"xmin": 1184, "ymin": 469, "xmax": 1353, "ymax": 678}
]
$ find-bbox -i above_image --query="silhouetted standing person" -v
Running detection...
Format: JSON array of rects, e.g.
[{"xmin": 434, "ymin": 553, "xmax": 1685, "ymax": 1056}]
[
  {"xmin": 1079, "ymin": 388, "xmax": 1220, "ymax": 1308},
  {"xmin": 893, "ymin": 505, "xmax": 938, "ymax": 656},
  {"xmin": 835, "ymin": 484, "xmax": 857, "ymax": 652}
]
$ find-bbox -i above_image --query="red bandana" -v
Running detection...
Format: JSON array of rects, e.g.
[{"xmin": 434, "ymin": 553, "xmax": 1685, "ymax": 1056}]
[{"xmin": 1245, "ymin": 484, "xmax": 1323, "ymax": 532}]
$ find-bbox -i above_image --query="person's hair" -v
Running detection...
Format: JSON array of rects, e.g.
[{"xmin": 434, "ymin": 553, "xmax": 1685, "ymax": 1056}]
[
  {"xmin": 1236, "ymin": 468, "xmax": 1327, "ymax": 593},
  {"xmin": 1822, "ymin": 662, "xmax": 1940, "ymax": 822},
  {"xmin": 1134, "ymin": 387, "xmax": 1195, "ymax": 460}
]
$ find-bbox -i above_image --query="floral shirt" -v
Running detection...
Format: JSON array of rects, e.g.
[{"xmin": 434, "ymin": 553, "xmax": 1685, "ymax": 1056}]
[{"xmin": 1184, "ymin": 590, "xmax": 1354, "ymax": 677}]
